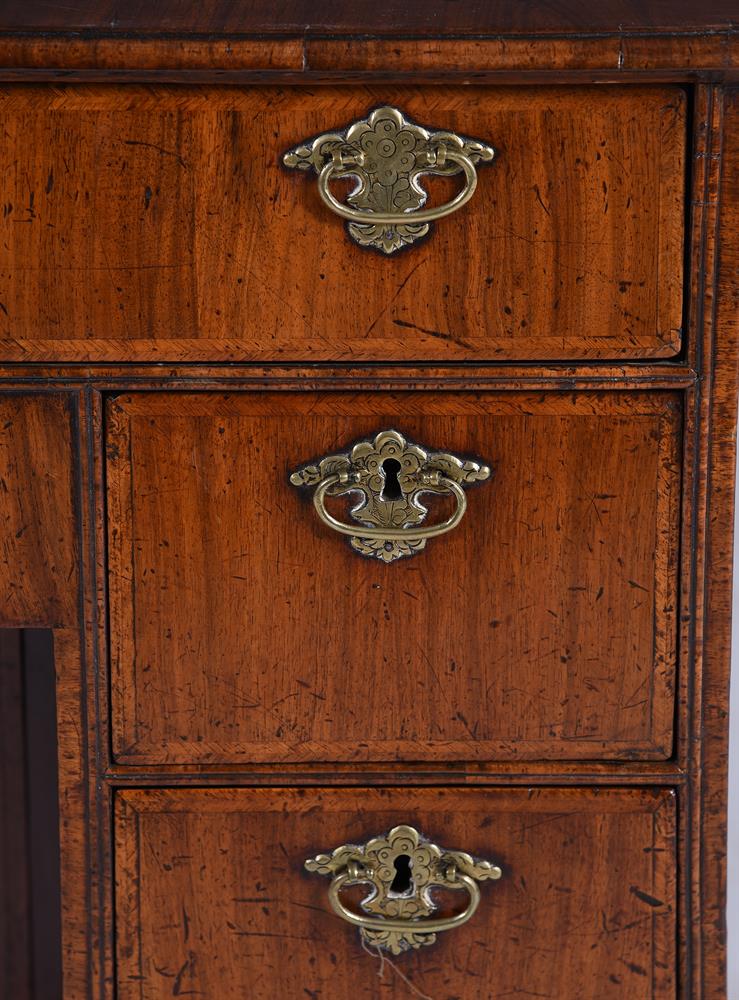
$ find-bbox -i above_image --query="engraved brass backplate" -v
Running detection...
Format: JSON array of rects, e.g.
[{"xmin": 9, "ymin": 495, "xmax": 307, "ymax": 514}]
[
  {"xmin": 289, "ymin": 429, "xmax": 491, "ymax": 562},
  {"xmin": 305, "ymin": 824, "xmax": 502, "ymax": 954},
  {"xmin": 283, "ymin": 106, "xmax": 495, "ymax": 254}
]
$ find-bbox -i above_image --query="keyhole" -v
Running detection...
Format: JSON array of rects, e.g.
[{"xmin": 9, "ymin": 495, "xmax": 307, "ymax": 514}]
[
  {"xmin": 381, "ymin": 458, "xmax": 403, "ymax": 501},
  {"xmin": 390, "ymin": 854, "xmax": 413, "ymax": 894}
]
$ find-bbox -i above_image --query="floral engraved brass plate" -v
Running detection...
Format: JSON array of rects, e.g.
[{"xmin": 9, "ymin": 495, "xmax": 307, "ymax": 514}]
[
  {"xmin": 282, "ymin": 106, "xmax": 495, "ymax": 254},
  {"xmin": 305, "ymin": 824, "xmax": 502, "ymax": 954},
  {"xmin": 289, "ymin": 429, "xmax": 491, "ymax": 562}
]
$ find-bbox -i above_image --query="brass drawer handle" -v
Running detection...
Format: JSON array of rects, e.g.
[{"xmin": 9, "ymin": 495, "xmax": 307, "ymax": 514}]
[
  {"xmin": 290, "ymin": 429, "xmax": 491, "ymax": 562},
  {"xmin": 305, "ymin": 824, "xmax": 502, "ymax": 955},
  {"xmin": 316, "ymin": 147, "xmax": 478, "ymax": 226},
  {"xmin": 312, "ymin": 471, "xmax": 467, "ymax": 543},
  {"xmin": 283, "ymin": 106, "xmax": 495, "ymax": 254}
]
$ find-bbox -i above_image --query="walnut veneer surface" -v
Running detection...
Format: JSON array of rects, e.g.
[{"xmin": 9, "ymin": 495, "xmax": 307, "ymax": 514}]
[
  {"xmin": 0, "ymin": 85, "xmax": 685, "ymax": 361},
  {"xmin": 0, "ymin": 3, "xmax": 737, "ymax": 999}
]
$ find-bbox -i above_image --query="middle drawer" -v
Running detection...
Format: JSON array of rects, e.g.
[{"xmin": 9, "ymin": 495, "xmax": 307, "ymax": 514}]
[{"xmin": 106, "ymin": 389, "xmax": 681, "ymax": 764}]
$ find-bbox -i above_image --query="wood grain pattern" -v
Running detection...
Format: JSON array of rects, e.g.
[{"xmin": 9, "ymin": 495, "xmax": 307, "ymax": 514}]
[
  {"xmin": 304, "ymin": 36, "xmax": 738, "ymax": 76},
  {"xmin": 0, "ymin": 85, "xmax": 685, "ymax": 362},
  {"xmin": 114, "ymin": 786, "xmax": 677, "ymax": 1000},
  {"xmin": 0, "ymin": 394, "xmax": 78, "ymax": 627},
  {"xmin": 0, "ymin": 37, "xmax": 735, "ymax": 82},
  {"xmin": 52, "ymin": 628, "xmax": 95, "ymax": 1000},
  {"xmin": 0, "ymin": 0, "xmax": 735, "ymax": 36},
  {"xmin": 680, "ymin": 86, "xmax": 724, "ymax": 997},
  {"xmin": 106, "ymin": 389, "xmax": 681, "ymax": 764},
  {"xmin": 0, "ymin": 363, "xmax": 701, "ymax": 385},
  {"xmin": 690, "ymin": 85, "xmax": 739, "ymax": 998},
  {"xmin": 0, "ymin": 25, "xmax": 731, "ymax": 999}
]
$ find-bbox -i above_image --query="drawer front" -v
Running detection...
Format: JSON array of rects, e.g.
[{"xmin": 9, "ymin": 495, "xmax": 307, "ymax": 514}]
[
  {"xmin": 0, "ymin": 84, "xmax": 684, "ymax": 363},
  {"xmin": 114, "ymin": 787, "xmax": 676, "ymax": 999},
  {"xmin": 106, "ymin": 390, "xmax": 681, "ymax": 764}
]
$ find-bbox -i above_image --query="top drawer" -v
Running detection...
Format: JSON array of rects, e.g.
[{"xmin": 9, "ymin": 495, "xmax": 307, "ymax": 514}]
[{"xmin": 0, "ymin": 84, "xmax": 685, "ymax": 363}]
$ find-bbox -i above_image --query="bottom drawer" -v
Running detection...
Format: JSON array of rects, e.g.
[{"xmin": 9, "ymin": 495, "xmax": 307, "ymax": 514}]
[{"xmin": 114, "ymin": 787, "xmax": 676, "ymax": 999}]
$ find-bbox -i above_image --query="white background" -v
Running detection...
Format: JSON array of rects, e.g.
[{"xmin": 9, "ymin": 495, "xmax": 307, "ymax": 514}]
[{"xmin": 728, "ymin": 459, "xmax": 739, "ymax": 994}]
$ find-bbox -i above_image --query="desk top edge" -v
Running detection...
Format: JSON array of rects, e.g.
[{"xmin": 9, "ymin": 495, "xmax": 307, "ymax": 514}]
[{"xmin": 0, "ymin": 1, "xmax": 737, "ymax": 39}]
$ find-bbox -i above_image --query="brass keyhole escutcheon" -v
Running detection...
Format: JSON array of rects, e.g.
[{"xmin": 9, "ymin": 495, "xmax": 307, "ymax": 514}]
[
  {"xmin": 289, "ymin": 429, "xmax": 492, "ymax": 562},
  {"xmin": 381, "ymin": 457, "xmax": 403, "ymax": 501},
  {"xmin": 390, "ymin": 854, "xmax": 413, "ymax": 894},
  {"xmin": 305, "ymin": 824, "xmax": 502, "ymax": 954}
]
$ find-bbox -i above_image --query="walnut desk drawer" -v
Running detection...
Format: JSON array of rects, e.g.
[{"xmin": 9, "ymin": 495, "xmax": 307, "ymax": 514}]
[
  {"xmin": 114, "ymin": 786, "xmax": 676, "ymax": 1000},
  {"xmin": 0, "ymin": 84, "xmax": 685, "ymax": 364},
  {"xmin": 106, "ymin": 388, "xmax": 681, "ymax": 765}
]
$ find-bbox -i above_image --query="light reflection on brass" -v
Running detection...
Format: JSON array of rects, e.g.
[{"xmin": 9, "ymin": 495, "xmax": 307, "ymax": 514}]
[
  {"xmin": 289, "ymin": 429, "xmax": 491, "ymax": 562},
  {"xmin": 305, "ymin": 825, "xmax": 502, "ymax": 955},
  {"xmin": 283, "ymin": 106, "xmax": 495, "ymax": 253}
]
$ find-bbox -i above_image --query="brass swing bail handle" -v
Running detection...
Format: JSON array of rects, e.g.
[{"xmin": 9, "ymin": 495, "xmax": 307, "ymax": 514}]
[
  {"xmin": 282, "ymin": 105, "xmax": 495, "ymax": 254},
  {"xmin": 304, "ymin": 824, "xmax": 502, "ymax": 955},
  {"xmin": 328, "ymin": 867, "xmax": 483, "ymax": 936},
  {"xmin": 313, "ymin": 471, "xmax": 468, "ymax": 543},
  {"xmin": 289, "ymin": 429, "xmax": 491, "ymax": 563},
  {"xmin": 317, "ymin": 145, "xmax": 480, "ymax": 226}
]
